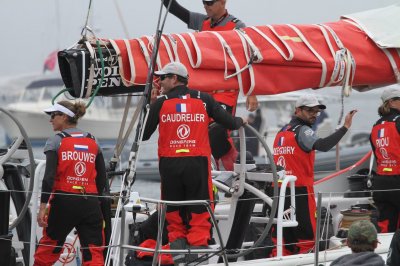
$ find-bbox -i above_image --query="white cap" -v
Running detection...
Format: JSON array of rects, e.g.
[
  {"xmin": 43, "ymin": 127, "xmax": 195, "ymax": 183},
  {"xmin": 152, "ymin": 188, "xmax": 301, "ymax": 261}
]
[
  {"xmin": 43, "ymin": 103, "xmax": 75, "ymax": 117},
  {"xmin": 295, "ymin": 94, "xmax": 326, "ymax": 109},
  {"xmin": 154, "ymin": 62, "xmax": 189, "ymax": 79},
  {"xmin": 381, "ymin": 87, "xmax": 400, "ymax": 102}
]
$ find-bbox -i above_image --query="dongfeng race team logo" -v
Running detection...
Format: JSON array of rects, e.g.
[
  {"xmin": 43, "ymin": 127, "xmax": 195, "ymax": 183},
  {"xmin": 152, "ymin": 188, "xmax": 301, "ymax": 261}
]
[
  {"xmin": 74, "ymin": 162, "xmax": 86, "ymax": 176},
  {"xmin": 276, "ymin": 156, "xmax": 286, "ymax": 169},
  {"xmin": 379, "ymin": 147, "xmax": 390, "ymax": 160},
  {"xmin": 177, "ymin": 124, "xmax": 190, "ymax": 139}
]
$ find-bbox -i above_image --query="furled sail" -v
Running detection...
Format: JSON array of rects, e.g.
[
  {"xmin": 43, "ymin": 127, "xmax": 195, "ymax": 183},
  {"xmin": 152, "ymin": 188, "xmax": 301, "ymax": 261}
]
[{"xmin": 58, "ymin": 4, "xmax": 400, "ymax": 98}]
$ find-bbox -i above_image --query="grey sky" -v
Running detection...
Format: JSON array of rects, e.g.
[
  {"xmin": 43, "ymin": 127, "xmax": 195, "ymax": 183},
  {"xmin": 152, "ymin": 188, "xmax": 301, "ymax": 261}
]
[{"xmin": 0, "ymin": 0, "xmax": 398, "ymax": 77}]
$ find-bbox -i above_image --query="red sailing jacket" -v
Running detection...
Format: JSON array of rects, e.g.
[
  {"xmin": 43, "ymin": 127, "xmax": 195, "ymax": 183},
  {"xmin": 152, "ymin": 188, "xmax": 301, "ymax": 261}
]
[
  {"xmin": 273, "ymin": 125, "xmax": 315, "ymax": 187},
  {"xmin": 371, "ymin": 120, "xmax": 400, "ymax": 175},
  {"xmin": 202, "ymin": 17, "xmax": 237, "ymax": 31},
  {"xmin": 202, "ymin": 16, "xmax": 239, "ymax": 108},
  {"xmin": 158, "ymin": 95, "xmax": 210, "ymax": 157},
  {"xmin": 53, "ymin": 132, "xmax": 99, "ymax": 194}
]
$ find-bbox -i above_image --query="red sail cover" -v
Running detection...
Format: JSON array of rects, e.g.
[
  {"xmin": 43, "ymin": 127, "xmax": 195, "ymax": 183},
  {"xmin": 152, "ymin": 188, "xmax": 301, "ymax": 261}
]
[{"xmin": 107, "ymin": 19, "xmax": 400, "ymax": 95}]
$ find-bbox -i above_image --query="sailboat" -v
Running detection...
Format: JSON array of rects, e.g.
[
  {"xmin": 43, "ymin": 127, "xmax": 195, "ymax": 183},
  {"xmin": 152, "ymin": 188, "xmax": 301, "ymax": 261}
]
[{"xmin": 2, "ymin": 2, "xmax": 400, "ymax": 266}]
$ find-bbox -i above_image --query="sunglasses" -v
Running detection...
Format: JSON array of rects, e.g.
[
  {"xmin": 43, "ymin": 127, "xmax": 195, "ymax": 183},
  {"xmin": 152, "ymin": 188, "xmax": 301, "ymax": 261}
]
[
  {"xmin": 50, "ymin": 112, "xmax": 63, "ymax": 119},
  {"xmin": 160, "ymin": 74, "xmax": 174, "ymax": 81},
  {"xmin": 300, "ymin": 107, "xmax": 321, "ymax": 115},
  {"xmin": 203, "ymin": 0, "xmax": 218, "ymax": 6}
]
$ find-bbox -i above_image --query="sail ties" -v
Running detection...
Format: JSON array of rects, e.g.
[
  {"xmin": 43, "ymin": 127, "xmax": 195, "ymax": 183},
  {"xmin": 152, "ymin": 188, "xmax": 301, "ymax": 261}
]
[{"xmin": 318, "ymin": 23, "xmax": 356, "ymax": 97}]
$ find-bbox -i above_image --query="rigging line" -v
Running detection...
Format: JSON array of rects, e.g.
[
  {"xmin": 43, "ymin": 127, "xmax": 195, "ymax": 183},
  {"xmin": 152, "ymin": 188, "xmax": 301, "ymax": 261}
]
[
  {"xmin": 112, "ymin": 0, "xmax": 131, "ymax": 38},
  {"xmin": 105, "ymin": 2, "xmax": 174, "ymax": 265},
  {"xmin": 125, "ymin": 0, "xmax": 173, "ymax": 184},
  {"xmin": 81, "ymin": 0, "xmax": 93, "ymax": 38}
]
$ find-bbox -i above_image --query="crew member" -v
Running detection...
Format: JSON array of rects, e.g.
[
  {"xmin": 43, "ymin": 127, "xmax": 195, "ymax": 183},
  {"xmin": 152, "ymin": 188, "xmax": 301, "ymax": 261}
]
[
  {"xmin": 271, "ymin": 94, "xmax": 356, "ymax": 256},
  {"xmin": 370, "ymin": 87, "xmax": 400, "ymax": 233},
  {"xmin": 34, "ymin": 101, "xmax": 106, "ymax": 266},
  {"xmin": 143, "ymin": 61, "xmax": 243, "ymax": 264},
  {"xmin": 161, "ymin": 0, "xmax": 258, "ymax": 170}
]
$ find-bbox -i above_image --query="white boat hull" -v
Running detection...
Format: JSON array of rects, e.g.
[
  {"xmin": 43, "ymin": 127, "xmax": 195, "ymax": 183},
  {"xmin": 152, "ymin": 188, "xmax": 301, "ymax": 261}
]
[{"xmin": 0, "ymin": 108, "xmax": 124, "ymax": 143}]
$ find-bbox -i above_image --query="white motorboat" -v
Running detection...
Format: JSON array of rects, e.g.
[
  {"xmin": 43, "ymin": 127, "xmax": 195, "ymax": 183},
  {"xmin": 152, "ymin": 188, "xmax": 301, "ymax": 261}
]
[{"xmin": 0, "ymin": 74, "xmax": 132, "ymax": 146}]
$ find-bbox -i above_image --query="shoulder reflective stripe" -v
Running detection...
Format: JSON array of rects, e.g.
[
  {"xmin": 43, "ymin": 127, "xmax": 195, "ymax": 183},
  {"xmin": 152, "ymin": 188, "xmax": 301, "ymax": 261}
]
[
  {"xmin": 383, "ymin": 168, "xmax": 393, "ymax": 172},
  {"xmin": 176, "ymin": 149, "xmax": 190, "ymax": 153}
]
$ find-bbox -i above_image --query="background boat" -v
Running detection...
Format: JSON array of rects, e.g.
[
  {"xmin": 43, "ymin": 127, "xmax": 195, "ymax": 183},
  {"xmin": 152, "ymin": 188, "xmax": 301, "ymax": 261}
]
[{"xmin": 0, "ymin": 74, "xmax": 135, "ymax": 146}]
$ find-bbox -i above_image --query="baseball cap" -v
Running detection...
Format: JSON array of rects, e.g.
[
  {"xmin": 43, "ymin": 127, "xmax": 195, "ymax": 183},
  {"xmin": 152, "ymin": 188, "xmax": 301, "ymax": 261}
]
[
  {"xmin": 381, "ymin": 87, "xmax": 400, "ymax": 102},
  {"xmin": 295, "ymin": 94, "xmax": 326, "ymax": 110},
  {"xmin": 154, "ymin": 62, "xmax": 189, "ymax": 79},
  {"xmin": 347, "ymin": 220, "xmax": 378, "ymax": 245},
  {"xmin": 43, "ymin": 103, "xmax": 75, "ymax": 117}
]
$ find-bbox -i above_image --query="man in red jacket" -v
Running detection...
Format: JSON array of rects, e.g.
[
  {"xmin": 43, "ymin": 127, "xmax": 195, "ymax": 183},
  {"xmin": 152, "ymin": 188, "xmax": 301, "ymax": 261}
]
[
  {"xmin": 160, "ymin": 0, "xmax": 259, "ymax": 171},
  {"xmin": 271, "ymin": 94, "xmax": 356, "ymax": 256},
  {"xmin": 144, "ymin": 62, "xmax": 243, "ymax": 264}
]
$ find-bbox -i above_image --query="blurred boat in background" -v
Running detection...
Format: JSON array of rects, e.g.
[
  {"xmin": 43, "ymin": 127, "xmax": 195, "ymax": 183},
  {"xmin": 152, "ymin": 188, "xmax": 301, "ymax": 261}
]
[{"xmin": 0, "ymin": 74, "xmax": 132, "ymax": 146}]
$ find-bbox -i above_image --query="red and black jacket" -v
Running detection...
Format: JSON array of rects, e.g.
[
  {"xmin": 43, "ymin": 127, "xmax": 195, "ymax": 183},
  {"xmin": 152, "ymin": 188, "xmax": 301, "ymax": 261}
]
[
  {"xmin": 273, "ymin": 123, "xmax": 315, "ymax": 187},
  {"xmin": 53, "ymin": 131, "xmax": 99, "ymax": 194},
  {"xmin": 370, "ymin": 111, "xmax": 400, "ymax": 175}
]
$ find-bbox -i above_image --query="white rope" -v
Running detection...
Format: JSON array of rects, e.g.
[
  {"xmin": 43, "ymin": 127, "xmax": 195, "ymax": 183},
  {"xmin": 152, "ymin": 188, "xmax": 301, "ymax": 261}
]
[
  {"xmin": 249, "ymin": 25, "xmax": 294, "ymax": 61},
  {"xmin": 287, "ymin": 24, "xmax": 328, "ymax": 88},
  {"xmin": 210, "ymin": 31, "xmax": 245, "ymax": 93},
  {"xmin": 382, "ymin": 48, "xmax": 400, "ymax": 83},
  {"xmin": 175, "ymin": 32, "xmax": 202, "ymax": 68},
  {"xmin": 84, "ymin": 41, "xmax": 95, "ymax": 98},
  {"xmin": 160, "ymin": 35, "xmax": 175, "ymax": 62},
  {"xmin": 167, "ymin": 34, "xmax": 180, "ymax": 62},
  {"xmin": 235, "ymin": 29, "xmax": 257, "ymax": 96},
  {"xmin": 319, "ymin": 24, "xmax": 356, "ymax": 97},
  {"xmin": 144, "ymin": 36, "xmax": 161, "ymax": 71}
]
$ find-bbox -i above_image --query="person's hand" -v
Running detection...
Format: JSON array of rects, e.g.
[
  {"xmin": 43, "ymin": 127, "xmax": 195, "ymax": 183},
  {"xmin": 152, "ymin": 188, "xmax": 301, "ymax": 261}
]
[
  {"xmin": 246, "ymin": 95, "xmax": 258, "ymax": 111},
  {"xmin": 37, "ymin": 204, "xmax": 48, "ymax": 227},
  {"xmin": 344, "ymin": 110, "xmax": 357, "ymax": 129}
]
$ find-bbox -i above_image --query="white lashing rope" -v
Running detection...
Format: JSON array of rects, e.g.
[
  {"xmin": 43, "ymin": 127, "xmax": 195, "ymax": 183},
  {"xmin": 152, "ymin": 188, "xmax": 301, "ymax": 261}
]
[
  {"xmin": 210, "ymin": 31, "xmax": 245, "ymax": 93},
  {"xmin": 84, "ymin": 41, "xmax": 95, "ymax": 98},
  {"xmin": 319, "ymin": 24, "xmax": 356, "ymax": 97},
  {"xmin": 144, "ymin": 35, "xmax": 163, "ymax": 71},
  {"xmin": 160, "ymin": 35, "xmax": 175, "ymax": 63},
  {"xmin": 167, "ymin": 34, "xmax": 180, "ymax": 63},
  {"xmin": 175, "ymin": 32, "xmax": 202, "ymax": 68},
  {"xmin": 235, "ymin": 29, "xmax": 257, "ymax": 96},
  {"xmin": 287, "ymin": 24, "xmax": 328, "ymax": 88},
  {"xmin": 382, "ymin": 48, "xmax": 400, "ymax": 83},
  {"xmin": 249, "ymin": 25, "xmax": 294, "ymax": 61}
]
